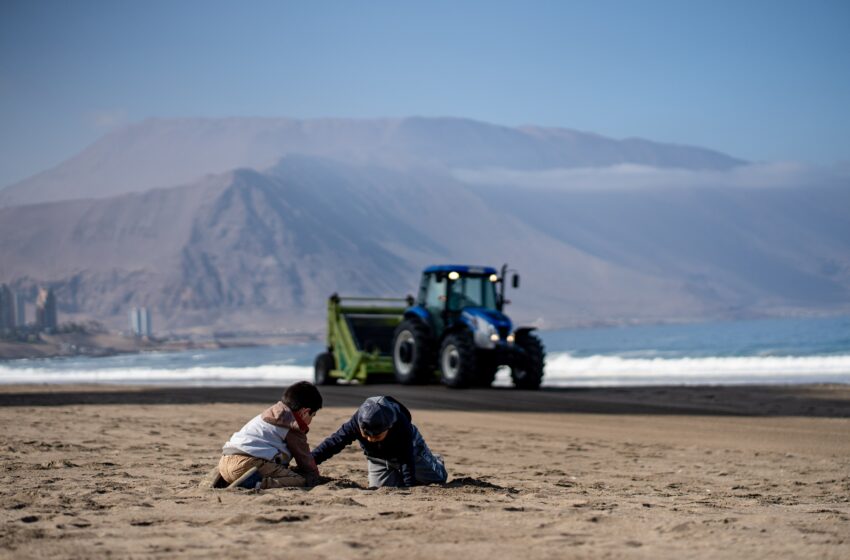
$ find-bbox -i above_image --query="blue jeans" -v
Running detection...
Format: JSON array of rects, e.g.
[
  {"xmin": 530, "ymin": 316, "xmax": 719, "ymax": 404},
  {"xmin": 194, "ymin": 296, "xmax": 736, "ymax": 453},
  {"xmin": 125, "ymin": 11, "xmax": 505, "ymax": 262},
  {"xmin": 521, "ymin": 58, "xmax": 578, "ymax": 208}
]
[{"xmin": 366, "ymin": 424, "xmax": 447, "ymax": 488}]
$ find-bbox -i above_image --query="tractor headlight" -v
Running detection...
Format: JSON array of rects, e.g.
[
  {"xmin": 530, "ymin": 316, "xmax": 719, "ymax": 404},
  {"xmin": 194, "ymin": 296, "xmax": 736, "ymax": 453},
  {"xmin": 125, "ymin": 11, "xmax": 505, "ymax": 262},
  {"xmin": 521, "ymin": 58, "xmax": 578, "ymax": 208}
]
[
  {"xmin": 507, "ymin": 333, "xmax": 515, "ymax": 344},
  {"xmin": 489, "ymin": 274, "xmax": 498, "ymax": 283},
  {"xmin": 490, "ymin": 333, "xmax": 499, "ymax": 343},
  {"xmin": 448, "ymin": 271, "xmax": 460, "ymax": 280}
]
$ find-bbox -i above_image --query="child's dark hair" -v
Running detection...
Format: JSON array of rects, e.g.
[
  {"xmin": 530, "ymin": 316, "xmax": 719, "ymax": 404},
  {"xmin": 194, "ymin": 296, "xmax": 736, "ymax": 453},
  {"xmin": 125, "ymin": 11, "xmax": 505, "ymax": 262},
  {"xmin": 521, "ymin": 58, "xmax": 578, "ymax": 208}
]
[{"xmin": 283, "ymin": 381, "xmax": 323, "ymax": 412}]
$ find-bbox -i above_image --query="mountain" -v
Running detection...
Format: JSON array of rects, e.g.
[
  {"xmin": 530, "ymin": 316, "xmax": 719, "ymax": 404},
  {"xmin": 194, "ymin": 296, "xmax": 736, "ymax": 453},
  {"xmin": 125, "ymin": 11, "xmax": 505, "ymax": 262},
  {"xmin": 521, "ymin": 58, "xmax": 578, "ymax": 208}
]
[
  {"xmin": 477, "ymin": 182, "xmax": 850, "ymax": 313},
  {"xmin": 2, "ymin": 153, "xmax": 848, "ymax": 332},
  {"xmin": 0, "ymin": 156, "xmax": 708, "ymax": 330},
  {"xmin": 0, "ymin": 117, "xmax": 744, "ymax": 207},
  {"xmin": 0, "ymin": 117, "xmax": 847, "ymax": 333}
]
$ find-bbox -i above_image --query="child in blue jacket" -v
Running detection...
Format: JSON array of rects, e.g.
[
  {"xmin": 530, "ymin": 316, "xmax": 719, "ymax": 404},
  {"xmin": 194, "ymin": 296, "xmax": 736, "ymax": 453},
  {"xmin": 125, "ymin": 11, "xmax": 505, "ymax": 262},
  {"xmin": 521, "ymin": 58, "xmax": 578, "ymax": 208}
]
[{"xmin": 311, "ymin": 396, "xmax": 447, "ymax": 488}]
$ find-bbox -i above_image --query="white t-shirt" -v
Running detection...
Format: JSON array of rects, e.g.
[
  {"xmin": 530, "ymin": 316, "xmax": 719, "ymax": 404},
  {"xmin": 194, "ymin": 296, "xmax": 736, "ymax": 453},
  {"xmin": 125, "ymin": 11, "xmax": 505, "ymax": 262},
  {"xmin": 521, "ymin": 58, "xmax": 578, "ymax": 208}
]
[{"xmin": 222, "ymin": 414, "xmax": 291, "ymax": 463}]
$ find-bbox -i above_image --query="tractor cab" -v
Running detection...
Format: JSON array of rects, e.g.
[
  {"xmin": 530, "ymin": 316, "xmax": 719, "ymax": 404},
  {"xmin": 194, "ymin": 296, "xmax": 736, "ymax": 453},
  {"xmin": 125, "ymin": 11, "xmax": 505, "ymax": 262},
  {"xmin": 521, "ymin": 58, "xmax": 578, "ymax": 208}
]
[{"xmin": 416, "ymin": 265, "xmax": 510, "ymax": 337}]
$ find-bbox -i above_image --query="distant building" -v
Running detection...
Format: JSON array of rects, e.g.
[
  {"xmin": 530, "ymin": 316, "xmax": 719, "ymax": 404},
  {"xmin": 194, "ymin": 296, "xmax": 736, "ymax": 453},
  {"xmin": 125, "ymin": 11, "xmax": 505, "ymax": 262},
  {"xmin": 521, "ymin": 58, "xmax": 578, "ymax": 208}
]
[
  {"xmin": 0, "ymin": 284, "xmax": 13, "ymax": 330},
  {"xmin": 35, "ymin": 287, "xmax": 58, "ymax": 331},
  {"xmin": 129, "ymin": 307, "xmax": 152, "ymax": 337},
  {"xmin": 140, "ymin": 307, "xmax": 151, "ymax": 337},
  {"xmin": 130, "ymin": 308, "xmax": 139, "ymax": 334},
  {"xmin": 14, "ymin": 292, "xmax": 26, "ymax": 327}
]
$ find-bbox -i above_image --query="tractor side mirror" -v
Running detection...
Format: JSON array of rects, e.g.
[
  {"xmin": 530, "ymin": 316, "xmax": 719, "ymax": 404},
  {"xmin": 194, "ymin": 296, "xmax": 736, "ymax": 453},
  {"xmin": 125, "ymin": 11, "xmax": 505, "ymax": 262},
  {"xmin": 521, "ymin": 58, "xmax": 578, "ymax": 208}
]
[{"xmin": 512, "ymin": 274, "xmax": 520, "ymax": 289}]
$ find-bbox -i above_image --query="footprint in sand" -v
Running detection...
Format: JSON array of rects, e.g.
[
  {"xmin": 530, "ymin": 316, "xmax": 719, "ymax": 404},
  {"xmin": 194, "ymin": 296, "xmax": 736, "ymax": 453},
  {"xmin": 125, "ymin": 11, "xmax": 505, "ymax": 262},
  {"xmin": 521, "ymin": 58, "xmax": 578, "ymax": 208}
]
[
  {"xmin": 377, "ymin": 511, "xmax": 413, "ymax": 519},
  {"xmin": 257, "ymin": 514, "xmax": 310, "ymax": 523}
]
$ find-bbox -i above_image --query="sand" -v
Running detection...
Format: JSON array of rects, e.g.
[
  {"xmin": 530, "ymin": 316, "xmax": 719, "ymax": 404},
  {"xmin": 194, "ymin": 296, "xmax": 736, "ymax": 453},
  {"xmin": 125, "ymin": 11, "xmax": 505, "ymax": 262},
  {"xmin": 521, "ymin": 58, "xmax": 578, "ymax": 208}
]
[{"xmin": 1, "ymin": 383, "xmax": 848, "ymax": 559}]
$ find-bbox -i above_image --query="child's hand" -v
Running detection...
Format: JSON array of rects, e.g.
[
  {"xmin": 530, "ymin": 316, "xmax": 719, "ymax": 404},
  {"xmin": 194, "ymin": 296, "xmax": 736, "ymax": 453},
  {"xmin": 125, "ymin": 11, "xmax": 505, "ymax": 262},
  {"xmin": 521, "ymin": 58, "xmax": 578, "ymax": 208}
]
[{"xmin": 292, "ymin": 464, "xmax": 321, "ymax": 487}]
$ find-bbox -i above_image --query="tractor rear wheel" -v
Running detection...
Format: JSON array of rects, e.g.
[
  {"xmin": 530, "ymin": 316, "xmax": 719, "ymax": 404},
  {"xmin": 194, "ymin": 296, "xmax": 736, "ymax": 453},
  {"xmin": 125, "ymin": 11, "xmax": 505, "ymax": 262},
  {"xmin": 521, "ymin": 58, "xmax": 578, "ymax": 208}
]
[
  {"xmin": 439, "ymin": 331, "xmax": 476, "ymax": 389},
  {"xmin": 314, "ymin": 352, "xmax": 337, "ymax": 386},
  {"xmin": 511, "ymin": 332, "xmax": 545, "ymax": 390},
  {"xmin": 392, "ymin": 319, "xmax": 435, "ymax": 384}
]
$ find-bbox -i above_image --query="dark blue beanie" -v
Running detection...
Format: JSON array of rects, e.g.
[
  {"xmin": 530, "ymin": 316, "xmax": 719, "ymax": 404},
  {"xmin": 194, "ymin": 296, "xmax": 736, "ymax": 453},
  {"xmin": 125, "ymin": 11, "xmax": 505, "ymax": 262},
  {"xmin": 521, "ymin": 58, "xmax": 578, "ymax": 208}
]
[{"xmin": 357, "ymin": 397, "xmax": 397, "ymax": 436}]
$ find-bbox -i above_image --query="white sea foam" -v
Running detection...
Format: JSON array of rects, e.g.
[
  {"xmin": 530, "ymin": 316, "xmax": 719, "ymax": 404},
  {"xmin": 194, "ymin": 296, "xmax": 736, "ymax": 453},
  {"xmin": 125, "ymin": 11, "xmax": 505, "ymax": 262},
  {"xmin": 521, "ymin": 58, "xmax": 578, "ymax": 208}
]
[
  {"xmin": 533, "ymin": 352, "xmax": 850, "ymax": 387},
  {"xmin": 2, "ymin": 353, "xmax": 850, "ymax": 387},
  {"xmin": 0, "ymin": 365, "xmax": 313, "ymax": 386}
]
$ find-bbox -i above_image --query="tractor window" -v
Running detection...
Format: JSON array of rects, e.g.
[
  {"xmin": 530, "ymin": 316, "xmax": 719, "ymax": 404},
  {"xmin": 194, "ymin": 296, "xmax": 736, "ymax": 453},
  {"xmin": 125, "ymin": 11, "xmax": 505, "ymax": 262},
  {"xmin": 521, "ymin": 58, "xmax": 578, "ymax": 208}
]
[
  {"xmin": 447, "ymin": 275, "xmax": 498, "ymax": 311},
  {"xmin": 422, "ymin": 274, "xmax": 445, "ymax": 310}
]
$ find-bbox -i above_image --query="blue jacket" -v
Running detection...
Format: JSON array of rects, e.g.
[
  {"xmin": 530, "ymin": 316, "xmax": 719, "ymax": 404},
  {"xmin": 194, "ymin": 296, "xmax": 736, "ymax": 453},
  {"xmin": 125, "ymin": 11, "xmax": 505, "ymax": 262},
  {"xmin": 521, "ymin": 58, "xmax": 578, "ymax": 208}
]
[{"xmin": 311, "ymin": 396, "xmax": 416, "ymax": 486}]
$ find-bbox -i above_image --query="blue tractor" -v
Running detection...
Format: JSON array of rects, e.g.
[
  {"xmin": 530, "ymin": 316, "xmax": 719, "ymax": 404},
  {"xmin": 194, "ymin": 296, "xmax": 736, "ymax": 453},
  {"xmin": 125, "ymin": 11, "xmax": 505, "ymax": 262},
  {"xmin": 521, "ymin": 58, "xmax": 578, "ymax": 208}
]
[{"xmin": 391, "ymin": 264, "xmax": 545, "ymax": 389}]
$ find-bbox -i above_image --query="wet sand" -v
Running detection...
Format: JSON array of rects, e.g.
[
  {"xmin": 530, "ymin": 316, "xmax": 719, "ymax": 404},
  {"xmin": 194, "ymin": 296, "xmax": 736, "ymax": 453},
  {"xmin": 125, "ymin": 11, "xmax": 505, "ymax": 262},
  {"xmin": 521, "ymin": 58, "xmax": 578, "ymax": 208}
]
[{"xmin": 1, "ymin": 383, "xmax": 848, "ymax": 559}]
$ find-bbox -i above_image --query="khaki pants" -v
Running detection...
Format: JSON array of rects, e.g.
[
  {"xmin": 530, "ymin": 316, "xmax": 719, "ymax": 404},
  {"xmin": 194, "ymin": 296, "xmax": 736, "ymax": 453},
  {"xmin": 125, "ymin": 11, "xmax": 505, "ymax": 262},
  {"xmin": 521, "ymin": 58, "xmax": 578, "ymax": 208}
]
[{"xmin": 218, "ymin": 454, "xmax": 306, "ymax": 488}]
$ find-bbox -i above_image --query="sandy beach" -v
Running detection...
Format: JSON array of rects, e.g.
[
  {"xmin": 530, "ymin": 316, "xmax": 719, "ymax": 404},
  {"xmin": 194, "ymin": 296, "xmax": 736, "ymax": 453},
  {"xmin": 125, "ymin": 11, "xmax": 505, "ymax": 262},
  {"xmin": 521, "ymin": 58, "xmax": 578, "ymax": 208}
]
[{"xmin": 1, "ymin": 383, "xmax": 848, "ymax": 559}]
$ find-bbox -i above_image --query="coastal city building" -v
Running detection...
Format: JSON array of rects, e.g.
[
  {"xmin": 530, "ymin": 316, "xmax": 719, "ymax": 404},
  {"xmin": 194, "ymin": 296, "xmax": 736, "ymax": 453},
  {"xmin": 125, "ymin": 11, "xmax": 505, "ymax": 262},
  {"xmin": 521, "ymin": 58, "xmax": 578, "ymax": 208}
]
[
  {"xmin": 0, "ymin": 284, "xmax": 14, "ymax": 330},
  {"xmin": 36, "ymin": 287, "xmax": 58, "ymax": 332},
  {"xmin": 130, "ymin": 307, "xmax": 152, "ymax": 337},
  {"xmin": 14, "ymin": 292, "xmax": 26, "ymax": 326}
]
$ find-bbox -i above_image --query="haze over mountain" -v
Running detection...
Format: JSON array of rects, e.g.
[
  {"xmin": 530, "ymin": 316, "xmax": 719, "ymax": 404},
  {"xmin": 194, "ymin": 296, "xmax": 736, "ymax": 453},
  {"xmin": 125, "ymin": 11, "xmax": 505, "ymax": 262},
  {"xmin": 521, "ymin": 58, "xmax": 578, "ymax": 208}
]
[
  {"xmin": 0, "ymin": 117, "xmax": 743, "ymax": 207},
  {"xmin": 0, "ymin": 117, "xmax": 847, "ymax": 333}
]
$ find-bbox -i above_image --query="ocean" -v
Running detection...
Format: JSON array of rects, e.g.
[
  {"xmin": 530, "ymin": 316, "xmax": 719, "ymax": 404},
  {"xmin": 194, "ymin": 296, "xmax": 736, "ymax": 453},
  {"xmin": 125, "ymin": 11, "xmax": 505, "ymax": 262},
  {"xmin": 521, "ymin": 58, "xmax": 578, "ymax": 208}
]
[{"xmin": 1, "ymin": 315, "xmax": 849, "ymax": 387}]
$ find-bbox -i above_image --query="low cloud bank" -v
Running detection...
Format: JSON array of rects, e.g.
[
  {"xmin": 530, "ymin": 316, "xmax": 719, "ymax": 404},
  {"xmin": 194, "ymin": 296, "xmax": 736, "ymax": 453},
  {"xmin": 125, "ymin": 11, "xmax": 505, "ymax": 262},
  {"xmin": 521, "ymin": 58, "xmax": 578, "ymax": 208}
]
[{"xmin": 453, "ymin": 162, "xmax": 850, "ymax": 191}]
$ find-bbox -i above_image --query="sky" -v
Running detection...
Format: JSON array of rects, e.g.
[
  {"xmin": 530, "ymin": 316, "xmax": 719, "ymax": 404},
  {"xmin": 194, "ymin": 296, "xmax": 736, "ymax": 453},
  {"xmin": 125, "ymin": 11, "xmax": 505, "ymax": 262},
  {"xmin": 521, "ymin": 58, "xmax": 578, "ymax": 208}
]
[{"xmin": 1, "ymin": 0, "xmax": 849, "ymax": 188}]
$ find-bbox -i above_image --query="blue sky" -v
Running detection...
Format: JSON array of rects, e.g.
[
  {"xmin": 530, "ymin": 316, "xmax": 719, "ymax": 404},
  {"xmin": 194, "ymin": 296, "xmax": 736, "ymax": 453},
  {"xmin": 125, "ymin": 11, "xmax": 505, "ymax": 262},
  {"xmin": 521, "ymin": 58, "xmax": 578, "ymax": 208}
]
[{"xmin": 1, "ymin": 0, "xmax": 848, "ymax": 187}]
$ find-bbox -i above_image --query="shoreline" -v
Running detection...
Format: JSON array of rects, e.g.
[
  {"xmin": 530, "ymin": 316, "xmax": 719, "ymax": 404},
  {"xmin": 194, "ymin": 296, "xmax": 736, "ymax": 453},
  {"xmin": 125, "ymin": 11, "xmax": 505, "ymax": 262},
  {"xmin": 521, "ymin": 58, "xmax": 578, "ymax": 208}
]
[
  {"xmin": 0, "ymin": 331, "xmax": 321, "ymax": 361},
  {"xmin": 3, "ymin": 312, "xmax": 848, "ymax": 362}
]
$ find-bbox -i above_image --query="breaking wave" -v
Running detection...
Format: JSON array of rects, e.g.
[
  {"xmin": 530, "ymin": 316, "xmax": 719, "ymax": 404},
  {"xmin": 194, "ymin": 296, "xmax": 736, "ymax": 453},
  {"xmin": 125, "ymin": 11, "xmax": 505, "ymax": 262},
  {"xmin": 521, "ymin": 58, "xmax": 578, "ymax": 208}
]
[
  {"xmin": 0, "ymin": 364, "xmax": 313, "ymax": 386},
  {"xmin": 533, "ymin": 352, "xmax": 850, "ymax": 387},
  {"xmin": 2, "ymin": 352, "xmax": 850, "ymax": 387}
]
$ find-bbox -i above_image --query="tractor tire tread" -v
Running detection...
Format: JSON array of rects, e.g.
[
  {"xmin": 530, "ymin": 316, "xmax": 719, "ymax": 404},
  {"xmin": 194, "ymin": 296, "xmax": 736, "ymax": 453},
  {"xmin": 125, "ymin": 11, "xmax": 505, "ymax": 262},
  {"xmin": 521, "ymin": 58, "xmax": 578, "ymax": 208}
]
[
  {"xmin": 392, "ymin": 319, "xmax": 436, "ymax": 385},
  {"xmin": 511, "ymin": 332, "xmax": 545, "ymax": 390},
  {"xmin": 440, "ymin": 330, "xmax": 477, "ymax": 389},
  {"xmin": 314, "ymin": 352, "xmax": 337, "ymax": 386}
]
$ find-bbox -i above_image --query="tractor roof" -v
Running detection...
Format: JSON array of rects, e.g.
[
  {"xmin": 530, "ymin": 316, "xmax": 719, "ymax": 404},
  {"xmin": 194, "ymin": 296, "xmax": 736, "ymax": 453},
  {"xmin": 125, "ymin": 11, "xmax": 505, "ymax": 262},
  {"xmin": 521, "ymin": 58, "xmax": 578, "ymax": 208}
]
[{"xmin": 423, "ymin": 265, "xmax": 498, "ymax": 275}]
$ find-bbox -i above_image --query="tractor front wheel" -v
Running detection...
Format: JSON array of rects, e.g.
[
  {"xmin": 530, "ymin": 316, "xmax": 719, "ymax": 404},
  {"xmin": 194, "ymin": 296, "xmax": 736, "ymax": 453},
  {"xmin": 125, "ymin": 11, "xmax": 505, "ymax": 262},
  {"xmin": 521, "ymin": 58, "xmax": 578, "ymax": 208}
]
[
  {"xmin": 392, "ymin": 319, "xmax": 435, "ymax": 384},
  {"xmin": 511, "ymin": 331, "xmax": 545, "ymax": 390},
  {"xmin": 314, "ymin": 352, "xmax": 337, "ymax": 386},
  {"xmin": 439, "ymin": 331, "xmax": 476, "ymax": 389}
]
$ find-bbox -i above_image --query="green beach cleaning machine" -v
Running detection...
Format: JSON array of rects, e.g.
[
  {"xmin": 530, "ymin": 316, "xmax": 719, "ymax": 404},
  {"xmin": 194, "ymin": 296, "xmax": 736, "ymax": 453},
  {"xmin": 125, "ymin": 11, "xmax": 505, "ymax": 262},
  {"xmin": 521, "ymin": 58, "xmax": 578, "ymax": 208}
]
[
  {"xmin": 314, "ymin": 264, "xmax": 545, "ymax": 389},
  {"xmin": 314, "ymin": 294, "xmax": 412, "ymax": 385}
]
